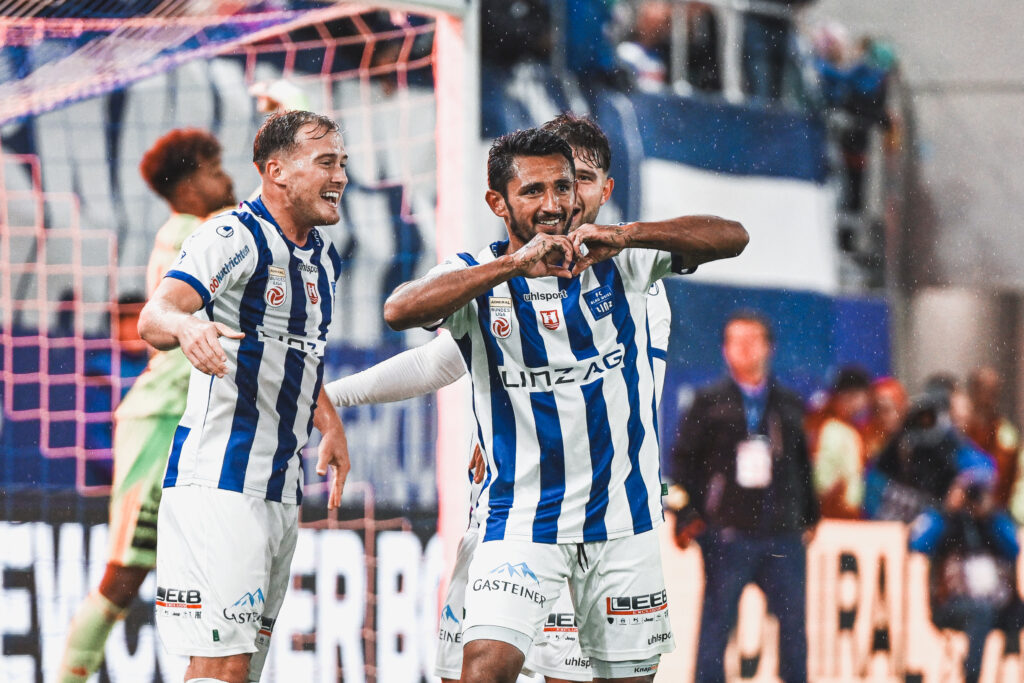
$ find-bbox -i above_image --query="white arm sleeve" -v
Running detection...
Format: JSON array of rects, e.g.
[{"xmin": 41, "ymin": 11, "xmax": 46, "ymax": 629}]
[{"xmin": 324, "ymin": 333, "xmax": 466, "ymax": 407}]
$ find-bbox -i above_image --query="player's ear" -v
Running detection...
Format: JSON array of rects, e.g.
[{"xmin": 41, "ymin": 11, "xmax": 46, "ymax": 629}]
[
  {"xmin": 485, "ymin": 189, "xmax": 509, "ymax": 219},
  {"xmin": 265, "ymin": 157, "xmax": 286, "ymax": 184},
  {"xmin": 601, "ymin": 176, "xmax": 614, "ymax": 205}
]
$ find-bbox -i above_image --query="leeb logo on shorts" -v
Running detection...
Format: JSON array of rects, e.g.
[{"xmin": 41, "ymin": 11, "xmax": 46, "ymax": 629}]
[
  {"xmin": 265, "ymin": 266, "xmax": 288, "ymax": 308},
  {"xmin": 489, "ymin": 296, "xmax": 513, "ymax": 339}
]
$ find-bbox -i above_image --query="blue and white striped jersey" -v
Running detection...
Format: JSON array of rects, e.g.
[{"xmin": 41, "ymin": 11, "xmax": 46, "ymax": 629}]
[
  {"xmin": 162, "ymin": 198, "xmax": 341, "ymax": 504},
  {"xmin": 438, "ymin": 240, "xmax": 685, "ymax": 544}
]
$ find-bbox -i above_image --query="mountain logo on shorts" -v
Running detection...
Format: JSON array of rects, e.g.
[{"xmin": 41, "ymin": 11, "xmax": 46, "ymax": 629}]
[
  {"xmin": 442, "ymin": 604, "xmax": 460, "ymax": 624},
  {"xmin": 489, "ymin": 561, "xmax": 539, "ymax": 584},
  {"xmin": 232, "ymin": 588, "xmax": 265, "ymax": 607}
]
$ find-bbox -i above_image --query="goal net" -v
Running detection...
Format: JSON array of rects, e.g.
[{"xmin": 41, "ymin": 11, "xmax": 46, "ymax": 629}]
[{"xmin": 0, "ymin": 1, "xmax": 472, "ymax": 680}]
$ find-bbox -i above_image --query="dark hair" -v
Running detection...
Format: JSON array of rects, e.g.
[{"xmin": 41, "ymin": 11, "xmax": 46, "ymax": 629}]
[
  {"xmin": 723, "ymin": 309, "xmax": 774, "ymax": 345},
  {"xmin": 541, "ymin": 112, "xmax": 611, "ymax": 172},
  {"xmin": 139, "ymin": 128, "xmax": 221, "ymax": 201},
  {"xmin": 253, "ymin": 110, "xmax": 340, "ymax": 173},
  {"xmin": 487, "ymin": 128, "xmax": 575, "ymax": 196},
  {"xmin": 832, "ymin": 365, "xmax": 872, "ymax": 393}
]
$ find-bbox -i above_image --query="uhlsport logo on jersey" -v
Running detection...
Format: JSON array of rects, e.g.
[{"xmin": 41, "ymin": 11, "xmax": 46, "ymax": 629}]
[
  {"xmin": 540, "ymin": 309, "xmax": 560, "ymax": 330},
  {"xmin": 223, "ymin": 587, "xmax": 265, "ymax": 624},
  {"xmin": 216, "ymin": 224, "xmax": 234, "ymax": 238},
  {"xmin": 265, "ymin": 266, "xmax": 287, "ymax": 307},
  {"xmin": 489, "ymin": 296, "xmax": 513, "ymax": 339},
  {"xmin": 471, "ymin": 562, "xmax": 545, "ymax": 606},
  {"xmin": 438, "ymin": 603, "xmax": 462, "ymax": 643}
]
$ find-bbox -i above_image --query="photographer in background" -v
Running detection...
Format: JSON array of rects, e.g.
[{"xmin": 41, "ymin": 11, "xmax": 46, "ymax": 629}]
[{"xmin": 909, "ymin": 469, "xmax": 1024, "ymax": 683}]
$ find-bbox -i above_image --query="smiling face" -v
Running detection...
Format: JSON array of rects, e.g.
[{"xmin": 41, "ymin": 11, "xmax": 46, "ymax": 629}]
[
  {"xmin": 275, "ymin": 123, "xmax": 348, "ymax": 230},
  {"xmin": 569, "ymin": 148, "xmax": 613, "ymax": 228},
  {"xmin": 485, "ymin": 153, "xmax": 576, "ymax": 248}
]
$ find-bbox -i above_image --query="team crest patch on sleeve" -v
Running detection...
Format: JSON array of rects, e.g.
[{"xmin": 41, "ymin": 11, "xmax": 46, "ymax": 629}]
[
  {"xmin": 265, "ymin": 266, "xmax": 288, "ymax": 307},
  {"xmin": 489, "ymin": 296, "xmax": 513, "ymax": 339},
  {"xmin": 584, "ymin": 285, "xmax": 615, "ymax": 320},
  {"xmin": 540, "ymin": 309, "xmax": 560, "ymax": 330}
]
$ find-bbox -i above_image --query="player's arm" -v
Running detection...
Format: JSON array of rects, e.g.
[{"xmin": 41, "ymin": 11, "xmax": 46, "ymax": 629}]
[
  {"xmin": 324, "ymin": 333, "xmax": 466, "ymax": 407},
  {"xmin": 314, "ymin": 386, "xmax": 350, "ymax": 510},
  {"xmin": 383, "ymin": 233, "xmax": 574, "ymax": 331},
  {"xmin": 570, "ymin": 215, "xmax": 748, "ymax": 275},
  {"xmin": 138, "ymin": 278, "xmax": 243, "ymax": 377}
]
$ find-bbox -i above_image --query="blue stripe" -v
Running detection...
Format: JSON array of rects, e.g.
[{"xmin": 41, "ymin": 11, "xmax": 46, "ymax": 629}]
[
  {"xmin": 455, "ymin": 335, "xmax": 493, "ymax": 525},
  {"xmin": 505, "ymin": 278, "xmax": 548, "ymax": 368},
  {"xmin": 219, "ymin": 210, "xmax": 272, "ymax": 493},
  {"xmin": 266, "ymin": 347, "xmax": 306, "ymax": 501},
  {"xmin": 315, "ymin": 240, "xmax": 334, "ymax": 341},
  {"xmin": 581, "ymin": 379, "xmax": 612, "ymax": 541},
  {"xmin": 649, "ymin": 347, "xmax": 667, "ymax": 360},
  {"xmin": 558, "ymin": 276, "xmax": 599, "ymax": 360},
  {"xmin": 646, "ymin": 316, "xmax": 661, "ymax": 455},
  {"xmin": 530, "ymin": 391, "xmax": 566, "ymax": 543},
  {"xmin": 295, "ymin": 361, "xmax": 324, "ymax": 506},
  {"xmin": 162, "ymin": 425, "xmax": 191, "ymax": 487},
  {"xmin": 286, "ymin": 247, "xmax": 309, "ymax": 336},
  {"xmin": 595, "ymin": 260, "xmax": 654, "ymax": 533},
  {"xmin": 165, "ymin": 270, "xmax": 210, "ymax": 305}
]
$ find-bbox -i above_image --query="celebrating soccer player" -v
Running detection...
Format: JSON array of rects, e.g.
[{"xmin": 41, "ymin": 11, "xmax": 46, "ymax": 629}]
[
  {"xmin": 58, "ymin": 128, "xmax": 236, "ymax": 683},
  {"xmin": 137, "ymin": 111, "xmax": 351, "ymax": 683},
  {"xmin": 384, "ymin": 126, "xmax": 747, "ymax": 683}
]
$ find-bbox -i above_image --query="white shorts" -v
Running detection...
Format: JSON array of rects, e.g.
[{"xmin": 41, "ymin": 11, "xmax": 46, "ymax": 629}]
[
  {"xmin": 435, "ymin": 528, "xmax": 591, "ymax": 681},
  {"xmin": 527, "ymin": 590, "xmax": 590, "ymax": 682},
  {"xmin": 155, "ymin": 485, "xmax": 297, "ymax": 673},
  {"xmin": 463, "ymin": 529, "xmax": 674, "ymax": 664}
]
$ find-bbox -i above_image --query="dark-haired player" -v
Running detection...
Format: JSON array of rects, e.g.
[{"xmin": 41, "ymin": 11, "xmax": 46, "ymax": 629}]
[
  {"xmin": 385, "ymin": 127, "xmax": 747, "ymax": 683},
  {"xmin": 59, "ymin": 128, "xmax": 236, "ymax": 683}
]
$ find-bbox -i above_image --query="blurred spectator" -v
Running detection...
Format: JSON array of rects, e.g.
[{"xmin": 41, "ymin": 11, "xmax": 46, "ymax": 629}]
[
  {"xmin": 480, "ymin": 0, "xmax": 551, "ymax": 69},
  {"xmin": 742, "ymin": 0, "xmax": 813, "ymax": 102},
  {"xmin": 616, "ymin": 0, "xmax": 672, "ymax": 93},
  {"xmin": 862, "ymin": 376, "xmax": 909, "ymax": 460},
  {"xmin": 909, "ymin": 469, "xmax": 1024, "ymax": 683},
  {"xmin": 249, "ymin": 79, "xmax": 311, "ymax": 114},
  {"xmin": 812, "ymin": 366, "xmax": 872, "ymax": 519},
  {"xmin": 966, "ymin": 366, "xmax": 1021, "ymax": 509},
  {"xmin": 566, "ymin": 0, "xmax": 630, "ymax": 90},
  {"xmin": 812, "ymin": 24, "xmax": 894, "ymax": 212},
  {"xmin": 671, "ymin": 310, "xmax": 817, "ymax": 683},
  {"xmin": 867, "ymin": 378, "xmax": 995, "ymax": 523},
  {"xmin": 685, "ymin": 2, "xmax": 721, "ymax": 92}
]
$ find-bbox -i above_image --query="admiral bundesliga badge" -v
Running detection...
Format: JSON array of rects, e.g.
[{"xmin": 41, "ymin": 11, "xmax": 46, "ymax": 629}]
[
  {"xmin": 489, "ymin": 296, "xmax": 513, "ymax": 339},
  {"xmin": 265, "ymin": 266, "xmax": 288, "ymax": 307}
]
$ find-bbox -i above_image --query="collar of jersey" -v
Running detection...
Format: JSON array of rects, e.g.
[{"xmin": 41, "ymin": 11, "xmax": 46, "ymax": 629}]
[
  {"xmin": 489, "ymin": 239, "xmax": 510, "ymax": 257},
  {"xmin": 247, "ymin": 196, "xmax": 315, "ymax": 252}
]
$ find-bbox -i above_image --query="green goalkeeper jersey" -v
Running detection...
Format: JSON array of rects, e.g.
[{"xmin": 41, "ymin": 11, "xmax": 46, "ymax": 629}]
[{"xmin": 114, "ymin": 213, "xmax": 201, "ymax": 420}]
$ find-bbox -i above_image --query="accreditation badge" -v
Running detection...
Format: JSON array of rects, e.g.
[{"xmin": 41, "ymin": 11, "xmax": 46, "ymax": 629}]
[
  {"xmin": 735, "ymin": 436, "xmax": 772, "ymax": 489},
  {"xmin": 265, "ymin": 265, "xmax": 288, "ymax": 308},
  {"xmin": 489, "ymin": 296, "xmax": 513, "ymax": 339}
]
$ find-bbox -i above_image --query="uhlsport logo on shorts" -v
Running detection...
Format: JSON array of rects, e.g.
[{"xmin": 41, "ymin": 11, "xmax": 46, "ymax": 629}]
[
  {"xmin": 438, "ymin": 603, "xmax": 462, "ymax": 643},
  {"xmin": 223, "ymin": 587, "xmax": 265, "ymax": 624},
  {"xmin": 605, "ymin": 589, "xmax": 668, "ymax": 625},
  {"xmin": 471, "ymin": 562, "xmax": 545, "ymax": 606}
]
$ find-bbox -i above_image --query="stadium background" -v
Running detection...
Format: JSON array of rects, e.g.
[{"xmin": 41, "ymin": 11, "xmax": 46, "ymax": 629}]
[{"xmin": 1, "ymin": 0, "xmax": 1021, "ymax": 681}]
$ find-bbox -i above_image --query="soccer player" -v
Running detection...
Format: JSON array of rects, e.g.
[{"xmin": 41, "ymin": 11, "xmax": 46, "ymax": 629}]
[
  {"xmin": 383, "ymin": 127, "xmax": 747, "ymax": 683},
  {"xmin": 59, "ymin": 128, "xmax": 236, "ymax": 683},
  {"xmin": 137, "ymin": 111, "xmax": 351, "ymax": 683}
]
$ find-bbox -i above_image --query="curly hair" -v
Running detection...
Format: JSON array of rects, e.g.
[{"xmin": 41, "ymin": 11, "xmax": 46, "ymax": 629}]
[
  {"xmin": 487, "ymin": 128, "xmax": 575, "ymax": 197},
  {"xmin": 139, "ymin": 128, "xmax": 222, "ymax": 201},
  {"xmin": 541, "ymin": 112, "xmax": 611, "ymax": 173}
]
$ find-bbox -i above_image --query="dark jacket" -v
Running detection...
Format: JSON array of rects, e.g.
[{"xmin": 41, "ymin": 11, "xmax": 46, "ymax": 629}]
[{"xmin": 670, "ymin": 377, "xmax": 819, "ymax": 534}]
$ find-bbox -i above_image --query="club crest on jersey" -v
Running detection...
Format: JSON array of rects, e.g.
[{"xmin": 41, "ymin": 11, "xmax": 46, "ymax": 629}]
[
  {"xmin": 306, "ymin": 281, "xmax": 319, "ymax": 304},
  {"xmin": 540, "ymin": 309, "xmax": 560, "ymax": 330},
  {"xmin": 265, "ymin": 266, "xmax": 287, "ymax": 308},
  {"xmin": 489, "ymin": 296, "xmax": 513, "ymax": 339},
  {"xmin": 584, "ymin": 285, "xmax": 614, "ymax": 320}
]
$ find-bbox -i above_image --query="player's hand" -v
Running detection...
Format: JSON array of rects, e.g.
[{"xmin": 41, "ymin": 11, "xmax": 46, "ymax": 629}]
[
  {"xmin": 469, "ymin": 443, "xmax": 485, "ymax": 484},
  {"xmin": 316, "ymin": 426, "xmax": 351, "ymax": 510},
  {"xmin": 570, "ymin": 223, "xmax": 629, "ymax": 276},
  {"xmin": 672, "ymin": 505, "xmax": 706, "ymax": 550},
  {"xmin": 511, "ymin": 234, "xmax": 574, "ymax": 279},
  {"xmin": 176, "ymin": 318, "xmax": 244, "ymax": 377}
]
